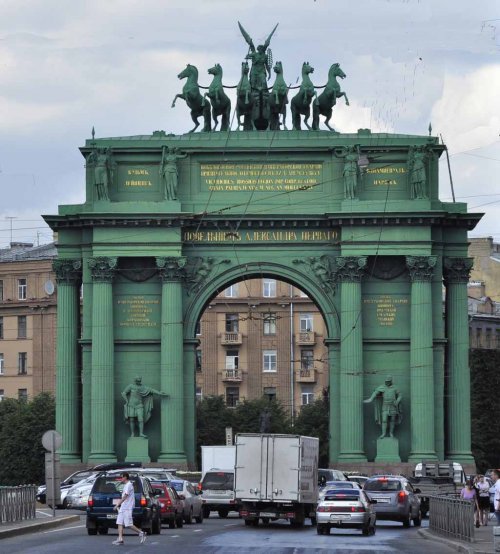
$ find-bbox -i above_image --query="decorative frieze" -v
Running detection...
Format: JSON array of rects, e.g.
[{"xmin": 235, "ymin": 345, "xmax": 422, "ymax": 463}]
[
  {"xmin": 406, "ymin": 256, "xmax": 436, "ymax": 282},
  {"xmin": 293, "ymin": 255, "xmax": 337, "ymax": 293},
  {"xmin": 88, "ymin": 257, "xmax": 117, "ymax": 282}
]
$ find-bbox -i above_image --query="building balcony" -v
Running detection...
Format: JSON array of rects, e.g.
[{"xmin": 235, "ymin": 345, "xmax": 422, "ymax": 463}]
[
  {"xmin": 221, "ymin": 332, "xmax": 243, "ymax": 345},
  {"xmin": 296, "ymin": 368, "xmax": 317, "ymax": 383},
  {"xmin": 222, "ymin": 369, "xmax": 243, "ymax": 382},
  {"xmin": 296, "ymin": 331, "xmax": 316, "ymax": 345}
]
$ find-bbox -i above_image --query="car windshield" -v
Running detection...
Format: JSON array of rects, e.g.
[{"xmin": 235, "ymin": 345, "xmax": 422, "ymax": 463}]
[
  {"xmin": 365, "ymin": 479, "xmax": 402, "ymax": 492},
  {"xmin": 170, "ymin": 481, "xmax": 184, "ymax": 492},
  {"xmin": 202, "ymin": 472, "xmax": 234, "ymax": 489},
  {"xmin": 324, "ymin": 490, "xmax": 360, "ymax": 501}
]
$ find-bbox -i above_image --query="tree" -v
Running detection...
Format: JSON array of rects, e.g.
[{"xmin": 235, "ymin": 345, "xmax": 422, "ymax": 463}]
[
  {"xmin": 293, "ymin": 395, "xmax": 330, "ymax": 467},
  {"xmin": 232, "ymin": 397, "xmax": 292, "ymax": 434},
  {"xmin": 0, "ymin": 393, "xmax": 55, "ymax": 485},
  {"xmin": 470, "ymin": 349, "xmax": 500, "ymax": 472},
  {"xmin": 196, "ymin": 396, "xmax": 233, "ymax": 468}
]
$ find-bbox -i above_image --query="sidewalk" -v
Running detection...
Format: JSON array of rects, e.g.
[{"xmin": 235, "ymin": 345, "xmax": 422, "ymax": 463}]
[
  {"xmin": 419, "ymin": 524, "xmax": 496, "ymax": 554},
  {"xmin": 0, "ymin": 511, "xmax": 80, "ymax": 540}
]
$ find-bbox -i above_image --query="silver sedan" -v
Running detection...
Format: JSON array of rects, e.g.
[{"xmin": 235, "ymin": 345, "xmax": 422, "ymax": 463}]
[{"xmin": 170, "ymin": 479, "xmax": 204, "ymax": 524}]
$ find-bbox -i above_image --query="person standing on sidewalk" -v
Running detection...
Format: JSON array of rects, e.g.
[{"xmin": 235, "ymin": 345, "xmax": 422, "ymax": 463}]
[
  {"xmin": 112, "ymin": 472, "xmax": 146, "ymax": 546},
  {"xmin": 492, "ymin": 469, "xmax": 500, "ymax": 525},
  {"xmin": 475, "ymin": 475, "xmax": 491, "ymax": 526},
  {"xmin": 460, "ymin": 479, "xmax": 480, "ymax": 527}
]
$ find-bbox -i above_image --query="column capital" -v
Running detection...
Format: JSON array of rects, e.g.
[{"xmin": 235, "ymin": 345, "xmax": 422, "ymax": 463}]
[
  {"xmin": 443, "ymin": 257, "xmax": 473, "ymax": 284},
  {"xmin": 406, "ymin": 255, "xmax": 437, "ymax": 282},
  {"xmin": 335, "ymin": 256, "xmax": 367, "ymax": 282},
  {"xmin": 53, "ymin": 259, "xmax": 82, "ymax": 284},
  {"xmin": 156, "ymin": 256, "xmax": 187, "ymax": 282},
  {"xmin": 88, "ymin": 257, "xmax": 117, "ymax": 282}
]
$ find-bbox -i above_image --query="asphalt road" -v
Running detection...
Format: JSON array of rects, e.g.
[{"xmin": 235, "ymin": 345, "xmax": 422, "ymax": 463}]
[{"xmin": 2, "ymin": 509, "xmax": 457, "ymax": 553}]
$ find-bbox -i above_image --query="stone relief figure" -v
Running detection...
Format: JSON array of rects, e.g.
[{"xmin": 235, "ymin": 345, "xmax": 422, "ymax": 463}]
[
  {"xmin": 363, "ymin": 375, "xmax": 402, "ymax": 439},
  {"xmin": 185, "ymin": 256, "xmax": 230, "ymax": 295},
  {"xmin": 408, "ymin": 146, "xmax": 427, "ymax": 199},
  {"xmin": 122, "ymin": 376, "xmax": 168, "ymax": 438},
  {"xmin": 238, "ymin": 22, "xmax": 278, "ymax": 92},
  {"xmin": 293, "ymin": 255, "xmax": 336, "ymax": 293},
  {"xmin": 159, "ymin": 146, "xmax": 187, "ymax": 201},
  {"xmin": 87, "ymin": 147, "xmax": 114, "ymax": 201},
  {"xmin": 343, "ymin": 146, "xmax": 359, "ymax": 199}
]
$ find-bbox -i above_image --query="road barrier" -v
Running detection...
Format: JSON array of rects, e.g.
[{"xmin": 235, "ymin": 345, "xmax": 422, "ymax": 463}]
[
  {"xmin": 429, "ymin": 494, "xmax": 475, "ymax": 542},
  {"xmin": 0, "ymin": 486, "xmax": 36, "ymax": 523}
]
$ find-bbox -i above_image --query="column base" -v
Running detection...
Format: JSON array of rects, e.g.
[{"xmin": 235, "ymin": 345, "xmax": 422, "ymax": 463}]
[
  {"xmin": 337, "ymin": 452, "xmax": 367, "ymax": 463},
  {"xmin": 408, "ymin": 452, "xmax": 438, "ymax": 463},
  {"xmin": 126, "ymin": 437, "xmax": 151, "ymax": 463},
  {"xmin": 59, "ymin": 452, "xmax": 82, "ymax": 463},
  {"xmin": 375, "ymin": 437, "xmax": 401, "ymax": 463},
  {"xmin": 446, "ymin": 451, "xmax": 475, "ymax": 464},
  {"xmin": 158, "ymin": 451, "xmax": 188, "ymax": 465}
]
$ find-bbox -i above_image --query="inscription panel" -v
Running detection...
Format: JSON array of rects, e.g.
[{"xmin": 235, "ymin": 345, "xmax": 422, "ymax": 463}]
[
  {"xmin": 363, "ymin": 294, "xmax": 410, "ymax": 338},
  {"xmin": 114, "ymin": 294, "xmax": 161, "ymax": 340},
  {"xmin": 364, "ymin": 164, "xmax": 407, "ymax": 189},
  {"xmin": 183, "ymin": 228, "xmax": 339, "ymax": 244},
  {"xmin": 200, "ymin": 163, "xmax": 323, "ymax": 192},
  {"xmin": 116, "ymin": 165, "xmax": 161, "ymax": 196}
]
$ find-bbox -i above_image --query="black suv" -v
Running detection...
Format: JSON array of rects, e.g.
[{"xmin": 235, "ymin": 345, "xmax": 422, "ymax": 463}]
[{"xmin": 86, "ymin": 471, "xmax": 161, "ymax": 536}]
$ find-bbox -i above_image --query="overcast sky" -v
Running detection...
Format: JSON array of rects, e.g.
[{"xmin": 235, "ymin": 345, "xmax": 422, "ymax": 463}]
[{"xmin": 0, "ymin": 0, "xmax": 498, "ymax": 248}]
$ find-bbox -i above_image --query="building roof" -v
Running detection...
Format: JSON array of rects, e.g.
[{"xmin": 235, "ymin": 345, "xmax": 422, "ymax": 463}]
[{"xmin": 0, "ymin": 242, "xmax": 57, "ymax": 262}]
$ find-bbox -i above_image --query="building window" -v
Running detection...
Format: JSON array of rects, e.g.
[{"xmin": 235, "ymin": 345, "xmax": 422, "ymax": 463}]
[
  {"xmin": 225, "ymin": 313, "xmax": 239, "ymax": 333},
  {"xmin": 226, "ymin": 386, "xmax": 239, "ymax": 407},
  {"xmin": 225, "ymin": 350, "xmax": 239, "ymax": 370},
  {"xmin": 18, "ymin": 278, "xmax": 27, "ymax": 300},
  {"xmin": 18, "ymin": 352, "xmax": 27, "ymax": 374},
  {"xmin": 18, "ymin": 388, "xmax": 28, "ymax": 402},
  {"xmin": 195, "ymin": 320, "xmax": 201, "ymax": 336},
  {"xmin": 0, "ymin": 280, "xmax": 3, "ymax": 301},
  {"xmin": 263, "ymin": 279, "xmax": 276, "ymax": 298},
  {"xmin": 301, "ymin": 385, "xmax": 315, "ymax": 406},
  {"xmin": 225, "ymin": 284, "xmax": 239, "ymax": 298},
  {"xmin": 18, "ymin": 316, "xmax": 27, "ymax": 339},
  {"xmin": 0, "ymin": 317, "xmax": 3, "ymax": 339},
  {"xmin": 263, "ymin": 350, "xmax": 277, "ymax": 372},
  {"xmin": 299, "ymin": 314, "xmax": 313, "ymax": 332},
  {"xmin": 485, "ymin": 328, "xmax": 492, "ymax": 349},
  {"xmin": 263, "ymin": 313, "xmax": 276, "ymax": 335},
  {"xmin": 196, "ymin": 349, "xmax": 202, "ymax": 372},
  {"xmin": 301, "ymin": 349, "xmax": 314, "ymax": 370},
  {"xmin": 196, "ymin": 387, "xmax": 203, "ymax": 403},
  {"xmin": 263, "ymin": 387, "xmax": 276, "ymax": 402},
  {"xmin": 0, "ymin": 353, "xmax": 3, "ymax": 374},
  {"xmin": 476, "ymin": 328, "xmax": 482, "ymax": 348},
  {"xmin": 0, "ymin": 389, "xmax": 4, "ymax": 402}
]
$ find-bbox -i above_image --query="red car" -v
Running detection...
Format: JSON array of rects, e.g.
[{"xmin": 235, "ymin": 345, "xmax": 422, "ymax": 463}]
[{"xmin": 150, "ymin": 481, "xmax": 184, "ymax": 529}]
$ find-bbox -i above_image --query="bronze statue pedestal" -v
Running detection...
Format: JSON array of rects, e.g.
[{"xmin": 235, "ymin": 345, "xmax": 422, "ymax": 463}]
[
  {"xmin": 375, "ymin": 437, "xmax": 401, "ymax": 463},
  {"xmin": 125, "ymin": 437, "xmax": 151, "ymax": 463}
]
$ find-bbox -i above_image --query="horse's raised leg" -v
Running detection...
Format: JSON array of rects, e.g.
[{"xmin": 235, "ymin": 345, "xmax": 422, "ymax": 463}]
[
  {"xmin": 171, "ymin": 93, "xmax": 185, "ymax": 108},
  {"xmin": 339, "ymin": 91, "xmax": 350, "ymax": 106}
]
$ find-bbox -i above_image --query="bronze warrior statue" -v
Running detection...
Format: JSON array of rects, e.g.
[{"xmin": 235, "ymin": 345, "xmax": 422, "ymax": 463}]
[{"xmin": 364, "ymin": 375, "xmax": 402, "ymax": 439}]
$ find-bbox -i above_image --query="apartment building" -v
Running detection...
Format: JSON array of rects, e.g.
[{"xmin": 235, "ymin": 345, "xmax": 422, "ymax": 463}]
[
  {"xmin": 0, "ymin": 242, "xmax": 57, "ymax": 401},
  {"xmin": 195, "ymin": 278, "xmax": 328, "ymax": 416}
]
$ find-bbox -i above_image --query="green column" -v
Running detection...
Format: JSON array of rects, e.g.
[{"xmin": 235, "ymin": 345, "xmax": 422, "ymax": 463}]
[
  {"xmin": 337, "ymin": 256, "xmax": 367, "ymax": 462},
  {"xmin": 157, "ymin": 257, "xmax": 187, "ymax": 464},
  {"xmin": 406, "ymin": 256, "xmax": 438, "ymax": 462},
  {"xmin": 184, "ymin": 338, "xmax": 198, "ymax": 468},
  {"xmin": 88, "ymin": 257, "xmax": 117, "ymax": 462},
  {"xmin": 444, "ymin": 257, "xmax": 475, "ymax": 464},
  {"xmin": 325, "ymin": 338, "xmax": 340, "ymax": 464},
  {"xmin": 53, "ymin": 259, "xmax": 82, "ymax": 462}
]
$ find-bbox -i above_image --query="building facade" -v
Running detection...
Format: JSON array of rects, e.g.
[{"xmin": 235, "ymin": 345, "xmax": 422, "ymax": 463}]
[
  {"xmin": 468, "ymin": 237, "xmax": 500, "ymax": 301},
  {"xmin": 0, "ymin": 242, "xmax": 58, "ymax": 401},
  {"xmin": 196, "ymin": 278, "xmax": 328, "ymax": 416}
]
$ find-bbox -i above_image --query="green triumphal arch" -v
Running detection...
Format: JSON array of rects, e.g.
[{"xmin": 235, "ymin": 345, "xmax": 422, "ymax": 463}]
[{"xmin": 45, "ymin": 26, "xmax": 481, "ymax": 472}]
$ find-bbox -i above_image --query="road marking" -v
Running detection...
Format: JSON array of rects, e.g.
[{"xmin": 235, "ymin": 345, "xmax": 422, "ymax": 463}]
[
  {"xmin": 36, "ymin": 510, "xmax": 54, "ymax": 518},
  {"xmin": 170, "ymin": 534, "xmax": 179, "ymax": 538},
  {"xmin": 193, "ymin": 529, "xmax": 202, "ymax": 532},
  {"xmin": 43, "ymin": 525, "xmax": 85, "ymax": 534},
  {"xmin": 223, "ymin": 523, "xmax": 238, "ymax": 527}
]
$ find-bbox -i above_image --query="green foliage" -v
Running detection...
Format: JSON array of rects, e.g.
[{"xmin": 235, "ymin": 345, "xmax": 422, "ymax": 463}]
[
  {"xmin": 293, "ymin": 396, "xmax": 330, "ymax": 467},
  {"xmin": 0, "ymin": 393, "xmax": 55, "ymax": 485},
  {"xmin": 470, "ymin": 349, "xmax": 500, "ymax": 472},
  {"xmin": 195, "ymin": 396, "xmax": 233, "ymax": 468},
  {"xmin": 231, "ymin": 398, "xmax": 292, "ymax": 434}
]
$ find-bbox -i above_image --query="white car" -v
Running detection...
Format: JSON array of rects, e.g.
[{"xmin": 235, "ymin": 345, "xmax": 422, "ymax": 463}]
[
  {"xmin": 65, "ymin": 475, "xmax": 98, "ymax": 510},
  {"xmin": 170, "ymin": 479, "xmax": 204, "ymax": 523}
]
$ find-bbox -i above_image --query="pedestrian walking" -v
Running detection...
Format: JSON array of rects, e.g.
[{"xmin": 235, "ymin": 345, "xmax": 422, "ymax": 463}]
[
  {"xmin": 491, "ymin": 469, "xmax": 500, "ymax": 526},
  {"xmin": 112, "ymin": 472, "xmax": 146, "ymax": 546},
  {"xmin": 460, "ymin": 479, "xmax": 479, "ymax": 528},
  {"xmin": 475, "ymin": 475, "xmax": 491, "ymax": 526}
]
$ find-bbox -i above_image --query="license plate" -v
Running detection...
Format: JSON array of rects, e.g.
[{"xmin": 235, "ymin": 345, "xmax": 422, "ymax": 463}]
[
  {"xmin": 260, "ymin": 512, "xmax": 274, "ymax": 517},
  {"xmin": 106, "ymin": 514, "xmax": 117, "ymax": 519},
  {"xmin": 376, "ymin": 498, "xmax": 390, "ymax": 503},
  {"xmin": 331, "ymin": 514, "xmax": 350, "ymax": 520}
]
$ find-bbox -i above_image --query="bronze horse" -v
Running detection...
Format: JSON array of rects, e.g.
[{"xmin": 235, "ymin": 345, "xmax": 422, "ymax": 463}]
[
  {"xmin": 205, "ymin": 64, "xmax": 231, "ymax": 132},
  {"xmin": 291, "ymin": 62, "xmax": 317, "ymax": 130},
  {"xmin": 269, "ymin": 61, "xmax": 288, "ymax": 130},
  {"xmin": 171, "ymin": 64, "xmax": 211, "ymax": 133},
  {"xmin": 312, "ymin": 63, "xmax": 349, "ymax": 131},
  {"xmin": 236, "ymin": 61, "xmax": 255, "ymax": 131}
]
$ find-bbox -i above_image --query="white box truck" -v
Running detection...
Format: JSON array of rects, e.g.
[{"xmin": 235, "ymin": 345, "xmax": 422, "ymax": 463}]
[
  {"xmin": 200, "ymin": 445, "xmax": 238, "ymax": 518},
  {"xmin": 201, "ymin": 445, "xmax": 235, "ymax": 479},
  {"xmin": 235, "ymin": 433, "xmax": 319, "ymax": 527}
]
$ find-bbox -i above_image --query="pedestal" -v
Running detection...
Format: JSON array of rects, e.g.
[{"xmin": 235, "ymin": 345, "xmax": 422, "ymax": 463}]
[
  {"xmin": 375, "ymin": 437, "xmax": 401, "ymax": 463},
  {"xmin": 125, "ymin": 437, "xmax": 151, "ymax": 463}
]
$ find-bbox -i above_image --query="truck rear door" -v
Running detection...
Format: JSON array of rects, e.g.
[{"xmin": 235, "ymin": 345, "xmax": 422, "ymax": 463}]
[
  {"xmin": 269, "ymin": 435, "xmax": 300, "ymax": 502},
  {"xmin": 235, "ymin": 434, "xmax": 266, "ymax": 501}
]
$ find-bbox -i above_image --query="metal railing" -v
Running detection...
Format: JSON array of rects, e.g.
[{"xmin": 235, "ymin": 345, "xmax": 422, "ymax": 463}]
[
  {"xmin": 429, "ymin": 494, "xmax": 475, "ymax": 542},
  {"xmin": 0, "ymin": 485, "xmax": 36, "ymax": 523}
]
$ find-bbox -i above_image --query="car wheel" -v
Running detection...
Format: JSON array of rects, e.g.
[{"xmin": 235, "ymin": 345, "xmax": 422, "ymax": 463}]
[
  {"xmin": 412, "ymin": 511, "xmax": 422, "ymax": 527},
  {"xmin": 168, "ymin": 519, "xmax": 176, "ymax": 529},
  {"xmin": 97, "ymin": 527, "xmax": 108, "ymax": 535},
  {"xmin": 218, "ymin": 508, "xmax": 229, "ymax": 518},
  {"xmin": 402, "ymin": 513, "xmax": 411, "ymax": 528},
  {"xmin": 195, "ymin": 508, "xmax": 203, "ymax": 524},
  {"xmin": 152, "ymin": 514, "xmax": 161, "ymax": 535},
  {"xmin": 202, "ymin": 506, "xmax": 210, "ymax": 519},
  {"xmin": 176, "ymin": 515, "xmax": 184, "ymax": 528},
  {"xmin": 316, "ymin": 525, "xmax": 324, "ymax": 535},
  {"xmin": 244, "ymin": 519, "xmax": 253, "ymax": 526},
  {"xmin": 185, "ymin": 508, "xmax": 193, "ymax": 524},
  {"xmin": 261, "ymin": 517, "xmax": 270, "ymax": 525},
  {"xmin": 87, "ymin": 528, "xmax": 97, "ymax": 536}
]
